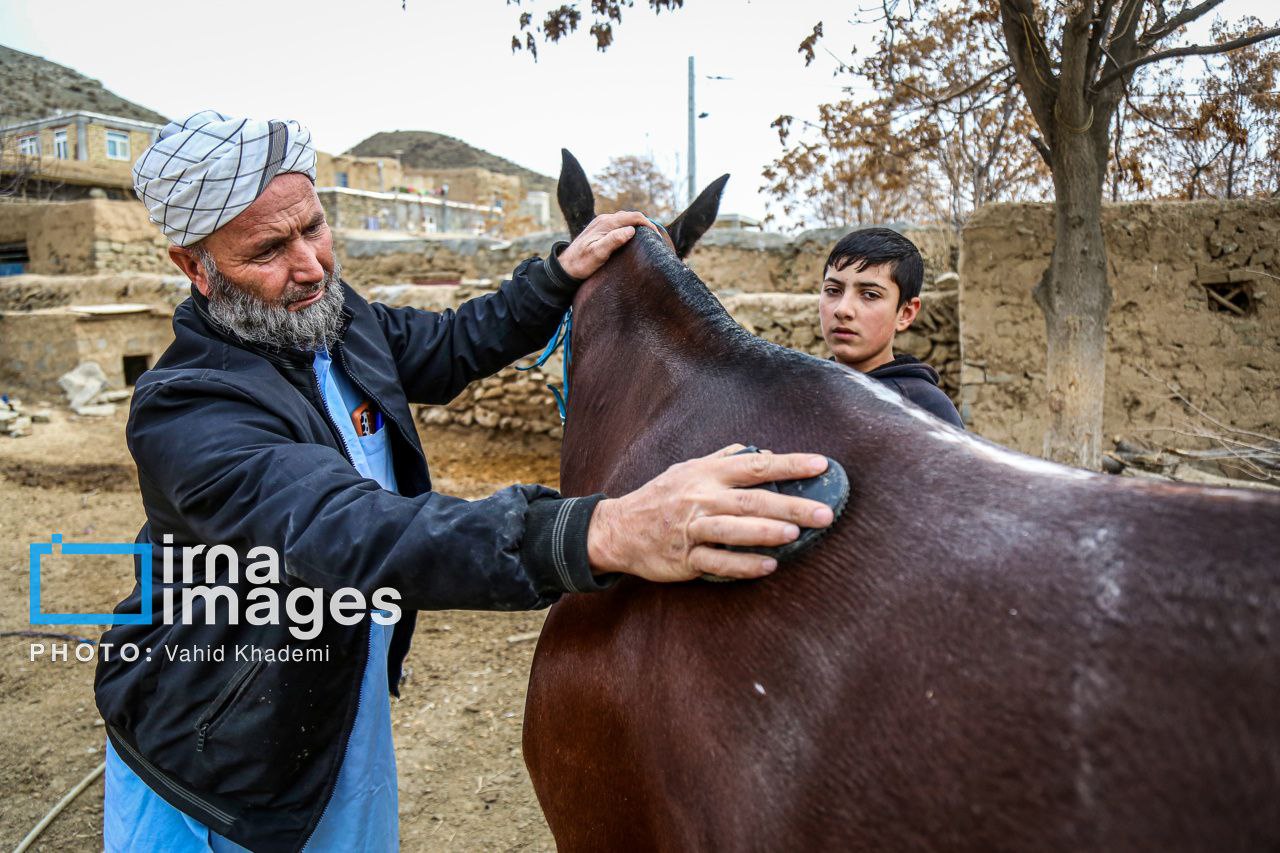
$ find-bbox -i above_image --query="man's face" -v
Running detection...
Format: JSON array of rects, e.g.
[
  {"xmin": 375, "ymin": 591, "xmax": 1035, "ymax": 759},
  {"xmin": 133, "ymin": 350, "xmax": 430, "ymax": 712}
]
[
  {"xmin": 199, "ymin": 172, "xmax": 335, "ymax": 308},
  {"xmin": 819, "ymin": 260, "xmax": 920, "ymax": 372},
  {"xmin": 172, "ymin": 173, "xmax": 345, "ymax": 350}
]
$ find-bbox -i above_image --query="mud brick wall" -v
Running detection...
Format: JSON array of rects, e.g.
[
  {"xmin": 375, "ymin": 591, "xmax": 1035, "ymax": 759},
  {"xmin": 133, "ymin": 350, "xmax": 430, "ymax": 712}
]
[{"xmin": 959, "ymin": 200, "xmax": 1280, "ymax": 456}]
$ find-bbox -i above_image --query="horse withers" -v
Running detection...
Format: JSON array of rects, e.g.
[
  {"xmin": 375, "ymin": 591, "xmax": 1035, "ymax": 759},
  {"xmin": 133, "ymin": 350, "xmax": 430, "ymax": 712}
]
[{"xmin": 522, "ymin": 151, "xmax": 1280, "ymax": 851}]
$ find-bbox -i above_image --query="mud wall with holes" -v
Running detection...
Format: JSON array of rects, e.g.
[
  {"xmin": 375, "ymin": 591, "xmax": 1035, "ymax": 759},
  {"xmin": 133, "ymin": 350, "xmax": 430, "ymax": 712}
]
[{"xmin": 959, "ymin": 199, "xmax": 1280, "ymax": 456}]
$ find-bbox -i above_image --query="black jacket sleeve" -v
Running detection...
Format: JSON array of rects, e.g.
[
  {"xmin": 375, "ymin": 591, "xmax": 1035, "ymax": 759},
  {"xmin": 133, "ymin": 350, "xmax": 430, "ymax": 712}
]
[
  {"xmin": 369, "ymin": 248, "xmax": 581, "ymax": 406},
  {"xmin": 128, "ymin": 372, "xmax": 606, "ymax": 609}
]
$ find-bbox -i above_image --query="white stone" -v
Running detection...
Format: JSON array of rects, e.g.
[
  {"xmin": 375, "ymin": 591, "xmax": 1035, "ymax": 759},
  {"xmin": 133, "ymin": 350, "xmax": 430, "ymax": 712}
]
[
  {"xmin": 72, "ymin": 403, "xmax": 117, "ymax": 417},
  {"xmin": 58, "ymin": 362, "xmax": 110, "ymax": 408}
]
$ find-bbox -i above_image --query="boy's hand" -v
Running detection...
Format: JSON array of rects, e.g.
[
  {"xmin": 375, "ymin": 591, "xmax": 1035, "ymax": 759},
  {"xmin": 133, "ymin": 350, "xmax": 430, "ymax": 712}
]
[
  {"xmin": 585, "ymin": 444, "xmax": 835, "ymax": 583},
  {"xmin": 557, "ymin": 211, "xmax": 655, "ymax": 280}
]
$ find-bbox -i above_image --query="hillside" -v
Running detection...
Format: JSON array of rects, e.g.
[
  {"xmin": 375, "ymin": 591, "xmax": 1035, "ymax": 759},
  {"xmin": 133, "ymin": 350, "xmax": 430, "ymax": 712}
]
[
  {"xmin": 0, "ymin": 44, "xmax": 168, "ymax": 126},
  {"xmin": 347, "ymin": 130, "xmax": 555, "ymax": 193}
]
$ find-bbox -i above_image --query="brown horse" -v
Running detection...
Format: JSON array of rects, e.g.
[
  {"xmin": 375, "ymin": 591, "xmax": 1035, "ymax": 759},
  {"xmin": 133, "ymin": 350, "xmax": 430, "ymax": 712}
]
[{"xmin": 523, "ymin": 151, "xmax": 1280, "ymax": 851}]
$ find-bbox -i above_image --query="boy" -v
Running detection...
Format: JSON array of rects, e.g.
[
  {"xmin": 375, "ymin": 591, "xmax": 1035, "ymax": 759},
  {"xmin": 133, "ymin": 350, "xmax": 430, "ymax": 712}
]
[{"xmin": 818, "ymin": 227, "xmax": 964, "ymax": 428}]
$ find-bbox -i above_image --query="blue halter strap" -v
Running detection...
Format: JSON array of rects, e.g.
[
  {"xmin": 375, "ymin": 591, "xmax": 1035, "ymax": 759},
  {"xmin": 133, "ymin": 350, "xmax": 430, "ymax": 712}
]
[{"xmin": 517, "ymin": 307, "xmax": 572, "ymax": 422}]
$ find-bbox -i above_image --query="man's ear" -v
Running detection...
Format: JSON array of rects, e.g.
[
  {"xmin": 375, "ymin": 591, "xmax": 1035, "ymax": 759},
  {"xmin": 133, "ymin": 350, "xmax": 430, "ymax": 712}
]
[
  {"xmin": 557, "ymin": 149, "xmax": 595, "ymax": 240},
  {"xmin": 665, "ymin": 173, "xmax": 729, "ymax": 259},
  {"xmin": 169, "ymin": 246, "xmax": 210, "ymax": 297},
  {"xmin": 895, "ymin": 296, "xmax": 922, "ymax": 331}
]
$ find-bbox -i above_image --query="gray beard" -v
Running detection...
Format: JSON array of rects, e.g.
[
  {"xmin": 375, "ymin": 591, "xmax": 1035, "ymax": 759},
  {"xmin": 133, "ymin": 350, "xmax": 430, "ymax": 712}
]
[{"xmin": 202, "ymin": 255, "xmax": 345, "ymax": 352}]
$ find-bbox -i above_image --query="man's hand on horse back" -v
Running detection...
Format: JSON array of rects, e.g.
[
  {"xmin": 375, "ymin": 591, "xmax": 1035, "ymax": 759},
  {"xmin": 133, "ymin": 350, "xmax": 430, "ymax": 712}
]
[
  {"xmin": 558, "ymin": 211, "xmax": 655, "ymax": 280},
  {"xmin": 586, "ymin": 444, "xmax": 835, "ymax": 583}
]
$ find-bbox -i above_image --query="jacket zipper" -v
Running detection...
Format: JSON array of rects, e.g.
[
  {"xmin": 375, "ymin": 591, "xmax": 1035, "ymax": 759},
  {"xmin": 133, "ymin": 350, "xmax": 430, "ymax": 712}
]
[
  {"xmin": 312, "ymin": 370, "xmax": 355, "ymax": 465},
  {"xmin": 108, "ymin": 723, "xmax": 238, "ymax": 828},
  {"xmin": 195, "ymin": 658, "xmax": 265, "ymax": 752}
]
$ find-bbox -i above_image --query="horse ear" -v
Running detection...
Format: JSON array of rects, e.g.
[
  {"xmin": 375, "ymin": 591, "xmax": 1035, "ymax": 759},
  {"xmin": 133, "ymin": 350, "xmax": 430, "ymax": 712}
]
[
  {"xmin": 665, "ymin": 174, "xmax": 729, "ymax": 259},
  {"xmin": 557, "ymin": 149, "xmax": 596, "ymax": 239}
]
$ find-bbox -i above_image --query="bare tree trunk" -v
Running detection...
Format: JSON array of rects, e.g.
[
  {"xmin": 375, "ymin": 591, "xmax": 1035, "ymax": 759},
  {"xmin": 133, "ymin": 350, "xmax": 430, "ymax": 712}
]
[{"xmin": 1033, "ymin": 131, "xmax": 1113, "ymax": 469}]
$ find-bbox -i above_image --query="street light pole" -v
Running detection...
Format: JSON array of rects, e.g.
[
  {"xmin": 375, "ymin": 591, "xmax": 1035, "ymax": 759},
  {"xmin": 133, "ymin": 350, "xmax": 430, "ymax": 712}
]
[{"xmin": 687, "ymin": 55, "xmax": 696, "ymax": 206}]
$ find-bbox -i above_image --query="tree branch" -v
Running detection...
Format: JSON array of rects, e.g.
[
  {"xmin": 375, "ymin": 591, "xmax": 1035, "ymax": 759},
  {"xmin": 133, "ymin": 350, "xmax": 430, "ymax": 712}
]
[
  {"xmin": 1139, "ymin": 0, "xmax": 1225, "ymax": 47},
  {"xmin": 1085, "ymin": 0, "xmax": 1119, "ymax": 86},
  {"xmin": 999, "ymin": 0, "xmax": 1059, "ymax": 139},
  {"xmin": 1097, "ymin": 26, "xmax": 1280, "ymax": 89}
]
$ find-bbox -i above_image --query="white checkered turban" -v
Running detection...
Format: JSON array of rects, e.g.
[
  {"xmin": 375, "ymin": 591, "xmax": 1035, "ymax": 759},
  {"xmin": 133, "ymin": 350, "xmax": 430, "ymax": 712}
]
[{"xmin": 132, "ymin": 110, "xmax": 317, "ymax": 247}]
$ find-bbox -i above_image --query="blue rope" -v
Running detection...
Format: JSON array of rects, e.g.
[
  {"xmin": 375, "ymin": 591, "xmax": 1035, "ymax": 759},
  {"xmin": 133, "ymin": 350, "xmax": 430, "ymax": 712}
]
[{"xmin": 517, "ymin": 308, "xmax": 572, "ymax": 422}]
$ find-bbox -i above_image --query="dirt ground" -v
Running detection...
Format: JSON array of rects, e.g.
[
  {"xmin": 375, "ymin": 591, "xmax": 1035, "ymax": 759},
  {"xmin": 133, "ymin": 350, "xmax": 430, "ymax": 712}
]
[{"xmin": 0, "ymin": 405, "xmax": 564, "ymax": 852}]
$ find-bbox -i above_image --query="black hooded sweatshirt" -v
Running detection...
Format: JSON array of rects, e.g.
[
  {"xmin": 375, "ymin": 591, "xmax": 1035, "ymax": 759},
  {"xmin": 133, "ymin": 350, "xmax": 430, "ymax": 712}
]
[{"xmin": 865, "ymin": 354, "xmax": 964, "ymax": 428}]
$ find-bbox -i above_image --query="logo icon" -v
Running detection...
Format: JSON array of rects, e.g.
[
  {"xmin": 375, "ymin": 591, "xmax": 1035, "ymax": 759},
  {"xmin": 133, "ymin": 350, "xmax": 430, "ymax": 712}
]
[{"xmin": 29, "ymin": 534, "xmax": 151, "ymax": 625}]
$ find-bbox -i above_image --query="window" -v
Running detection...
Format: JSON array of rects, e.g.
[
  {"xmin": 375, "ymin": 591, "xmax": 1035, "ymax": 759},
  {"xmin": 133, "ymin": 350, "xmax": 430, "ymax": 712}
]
[
  {"xmin": 0, "ymin": 242, "xmax": 29, "ymax": 277},
  {"xmin": 17, "ymin": 134, "xmax": 39, "ymax": 156},
  {"xmin": 122, "ymin": 354, "xmax": 151, "ymax": 386},
  {"xmin": 336, "ymin": 171, "xmax": 349, "ymax": 188},
  {"xmin": 53, "ymin": 129, "xmax": 69, "ymax": 159},
  {"xmin": 105, "ymin": 130, "xmax": 130, "ymax": 161}
]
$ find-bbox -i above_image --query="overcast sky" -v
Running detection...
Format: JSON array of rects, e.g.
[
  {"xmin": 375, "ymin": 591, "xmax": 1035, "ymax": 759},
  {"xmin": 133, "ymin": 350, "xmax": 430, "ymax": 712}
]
[{"xmin": 0, "ymin": 0, "xmax": 1273, "ymax": 226}]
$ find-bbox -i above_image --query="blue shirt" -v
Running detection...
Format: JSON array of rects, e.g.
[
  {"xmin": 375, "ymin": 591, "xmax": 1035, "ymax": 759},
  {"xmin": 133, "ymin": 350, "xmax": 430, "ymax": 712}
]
[{"xmin": 104, "ymin": 349, "xmax": 399, "ymax": 852}]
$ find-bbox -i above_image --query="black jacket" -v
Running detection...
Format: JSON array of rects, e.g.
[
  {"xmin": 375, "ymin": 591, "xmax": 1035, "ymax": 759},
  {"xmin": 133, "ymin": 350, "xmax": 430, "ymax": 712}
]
[
  {"xmin": 94, "ymin": 253, "xmax": 607, "ymax": 852},
  {"xmin": 866, "ymin": 355, "xmax": 964, "ymax": 428}
]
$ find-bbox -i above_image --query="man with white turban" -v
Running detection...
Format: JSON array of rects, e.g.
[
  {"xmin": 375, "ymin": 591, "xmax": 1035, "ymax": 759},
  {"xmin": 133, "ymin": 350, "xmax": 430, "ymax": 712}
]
[{"xmin": 95, "ymin": 111, "xmax": 834, "ymax": 851}]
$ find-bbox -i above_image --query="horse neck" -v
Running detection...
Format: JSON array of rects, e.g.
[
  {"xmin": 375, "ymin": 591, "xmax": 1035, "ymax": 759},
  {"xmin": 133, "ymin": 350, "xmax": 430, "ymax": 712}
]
[{"xmin": 560, "ymin": 245, "xmax": 746, "ymax": 494}]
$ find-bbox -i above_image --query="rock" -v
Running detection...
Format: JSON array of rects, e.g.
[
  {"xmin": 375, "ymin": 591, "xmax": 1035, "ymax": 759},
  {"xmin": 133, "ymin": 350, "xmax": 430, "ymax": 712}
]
[
  {"xmin": 58, "ymin": 362, "xmax": 111, "ymax": 408},
  {"xmin": 30, "ymin": 410, "xmax": 53, "ymax": 423},
  {"xmin": 6, "ymin": 416, "xmax": 33, "ymax": 437},
  {"xmin": 72, "ymin": 403, "xmax": 117, "ymax": 417},
  {"xmin": 419, "ymin": 407, "xmax": 452, "ymax": 425},
  {"xmin": 0, "ymin": 409, "xmax": 16, "ymax": 425},
  {"xmin": 92, "ymin": 389, "xmax": 132, "ymax": 404},
  {"xmin": 960, "ymin": 364, "xmax": 987, "ymax": 385}
]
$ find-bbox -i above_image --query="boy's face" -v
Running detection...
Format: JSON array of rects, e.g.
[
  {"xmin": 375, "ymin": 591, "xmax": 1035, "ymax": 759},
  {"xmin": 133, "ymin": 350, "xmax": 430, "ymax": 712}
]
[{"xmin": 819, "ymin": 261, "xmax": 921, "ymax": 372}]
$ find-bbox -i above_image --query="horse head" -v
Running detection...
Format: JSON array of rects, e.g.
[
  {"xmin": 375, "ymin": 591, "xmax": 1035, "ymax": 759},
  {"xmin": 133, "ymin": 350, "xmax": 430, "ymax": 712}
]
[{"xmin": 557, "ymin": 148, "xmax": 729, "ymax": 259}]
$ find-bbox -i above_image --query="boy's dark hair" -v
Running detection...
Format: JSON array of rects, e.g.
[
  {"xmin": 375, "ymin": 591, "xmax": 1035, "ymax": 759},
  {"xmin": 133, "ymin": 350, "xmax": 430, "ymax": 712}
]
[{"xmin": 824, "ymin": 227, "xmax": 924, "ymax": 306}]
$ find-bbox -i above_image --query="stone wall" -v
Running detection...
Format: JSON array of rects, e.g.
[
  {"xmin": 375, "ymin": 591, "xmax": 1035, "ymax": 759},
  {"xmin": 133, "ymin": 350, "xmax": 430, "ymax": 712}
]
[{"xmin": 959, "ymin": 200, "xmax": 1280, "ymax": 456}]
